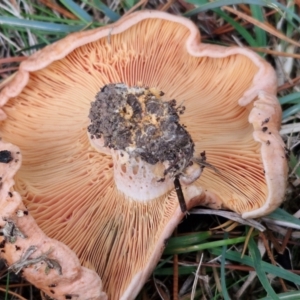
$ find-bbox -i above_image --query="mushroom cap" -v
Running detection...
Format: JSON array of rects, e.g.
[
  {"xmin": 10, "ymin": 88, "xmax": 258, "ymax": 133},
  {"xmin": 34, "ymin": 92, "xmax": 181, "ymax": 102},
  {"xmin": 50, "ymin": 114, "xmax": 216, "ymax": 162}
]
[
  {"xmin": 0, "ymin": 10, "xmax": 287, "ymax": 299},
  {"xmin": 0, "ymin": 141, "xmax": 107, "ymax": 300}
]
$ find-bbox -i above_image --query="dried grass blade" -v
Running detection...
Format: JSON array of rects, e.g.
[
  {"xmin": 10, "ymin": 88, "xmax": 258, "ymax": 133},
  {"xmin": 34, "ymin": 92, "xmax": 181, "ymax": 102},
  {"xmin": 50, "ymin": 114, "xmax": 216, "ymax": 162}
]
[{"xmin": 223, "ymin": 6, "xmax": 300, "ymax": 47}]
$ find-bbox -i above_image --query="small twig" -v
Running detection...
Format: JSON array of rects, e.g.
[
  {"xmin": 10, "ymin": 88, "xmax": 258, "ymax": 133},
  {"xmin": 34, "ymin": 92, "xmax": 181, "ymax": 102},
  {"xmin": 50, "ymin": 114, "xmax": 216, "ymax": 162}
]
[
  {"xmin": 279, "ymin": 228, "xmax": 293, "ymax": 254},
  {"xmin": 0, "ymin": 67, "xmax": 19, "ymax": 74},
  {"xmin": 0, "ymin": 56, "xmax": 26, "ymax": 64},
  {"xmin": 123, "ymin": 0, "xmax": 148, "ymax": 16},
  {"xmin": 191, "ymin": 253, "xmax": 203, "ymax": 300},
  {"xmin": 160, "ymin": 0, "xmax": 176, "ymax": 11},
  {"xmin": 0, "ymin": 286, "xmax": 27, "ymax": 300},
  {"xmin": 223, "ymin": 6, "xmax": 300, "ymax": 48},
  {"xmin": 211, "ymin": 256, "xmax": 222, "ymax": 294},
  {"xmin": 38, "ymin": 0, "xmax": 78, "ymax": 19},
  {"xmin": 264, "ymin": 229, "xmax": 283, "ymax": 253},
  {"xmin": 241, "ymin": 226, "xmax": 254, "ymax": 258},
  {"xmin": 278, "ymin": 75, "xmax": 300, "ymax": 92}
]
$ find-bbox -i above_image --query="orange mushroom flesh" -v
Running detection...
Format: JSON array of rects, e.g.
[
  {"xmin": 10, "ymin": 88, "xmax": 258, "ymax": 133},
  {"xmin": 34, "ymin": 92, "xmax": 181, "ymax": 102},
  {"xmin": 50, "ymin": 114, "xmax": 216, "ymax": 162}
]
[{"xmin": 0, "ymin": 11, "xmax": 287, "ymax": 299}]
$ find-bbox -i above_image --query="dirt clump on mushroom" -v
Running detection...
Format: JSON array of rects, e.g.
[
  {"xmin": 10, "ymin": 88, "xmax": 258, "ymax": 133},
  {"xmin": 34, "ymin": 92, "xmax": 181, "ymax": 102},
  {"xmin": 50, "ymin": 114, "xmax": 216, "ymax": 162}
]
[{"xmin": 88, "ymin": 83, "xmax": 195, "ymax": 179}]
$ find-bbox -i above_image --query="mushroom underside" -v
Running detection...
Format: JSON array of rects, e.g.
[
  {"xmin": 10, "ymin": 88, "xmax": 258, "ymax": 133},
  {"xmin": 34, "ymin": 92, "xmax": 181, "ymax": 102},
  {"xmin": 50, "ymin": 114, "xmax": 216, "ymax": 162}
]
[{"xmin": 0, "ymin": 18, "xmax": 272, "ymax": 299}]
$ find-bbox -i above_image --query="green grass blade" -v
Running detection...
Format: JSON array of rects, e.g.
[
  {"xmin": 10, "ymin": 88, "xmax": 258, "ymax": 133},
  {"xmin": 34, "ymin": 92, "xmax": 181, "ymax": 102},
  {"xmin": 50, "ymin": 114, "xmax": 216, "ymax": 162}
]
[
  {"xmin": 5, "ymin": 272, "xmax": 9, "ymax": 300},
  {"xmin": 250, "ymin": 5, "xmax": 267, "ymax": 47},
  {"xmin": 164, "ymin": 236, "xmax": 247, "ymax": 254},
  {"xmin": 265, "ymin": 208, "xmax": 300, "ymax": 228},
  {"xmin": 259, "ymin": 291, "xmax": 300, "ymax": 300},
  {"xmin": 289, "ymin": 153, "xmax": 300, "ymax": 177},
  {"xmin": 59, "ymin": 0, "xmax": 93, "ymax": 22},
  {"xmin": 248, "ymin": 236, "xmax": 279, "ymax": 299},
  {"xmin": 123, "ymin": 0, "xmax": 138, "ymax": 9},
  {"xmin": 155, "ymin": 256, "xmax": 173, "ymax": 269},
  {"xmin": 282, "ymin": 104, "xmax": 300, "ymax": 119},
  {"xmin": 0, "ymin": 17, "xmax": 84, "ymax": 32},
  {"xmin": 154, "ymin": 266, "xmax": 197, "ymax": 276},
  {"xmin": 221, "ymin": 233, "xmax": 231, "ymax": 300},
  {"xmin": 15, "ymin": 40, "xmax": 60, "ymax": 54},
  {"xmin": 92, "ymin": 0, "xmax": 121, "ymax": 21},
  {"xmin": 184, "ymin": 0, "xmax": 300, "ymax": 27},
  {"xmin": 165, "ymin": 231, "xmax": 212, "ymax": 249},
  {"xmin": 213, "ymin": 275, "xmax": 249, "ymax": 299},
  {"xmin": 211, "ymin": 248, "xmax": 300, "ymax": 284},
  {"xmin": 214, "ymin": 7, "xmax": 258, "ymax": 46},
  {"xmin": 184, "ymin": 0, "xmax": 257, "ymax": 46},
  {"xmin": 22, "ymin": 14, "xmax": 85, "ymax": 24},
  {"xmin": 279, "ymin": 92, "xmax": 300, "ymax": 105},
  {"xmin": 284, "ymin": 0, "xmax": 296, "ymax": 42}
]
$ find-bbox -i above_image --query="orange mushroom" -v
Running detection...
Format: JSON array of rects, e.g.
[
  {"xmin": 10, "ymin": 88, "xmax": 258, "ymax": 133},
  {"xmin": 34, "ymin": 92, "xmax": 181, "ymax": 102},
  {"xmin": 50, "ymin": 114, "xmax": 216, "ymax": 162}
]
[{"xmin": 0, "ymin": 10, "xmax": 287, "ymax": 300}]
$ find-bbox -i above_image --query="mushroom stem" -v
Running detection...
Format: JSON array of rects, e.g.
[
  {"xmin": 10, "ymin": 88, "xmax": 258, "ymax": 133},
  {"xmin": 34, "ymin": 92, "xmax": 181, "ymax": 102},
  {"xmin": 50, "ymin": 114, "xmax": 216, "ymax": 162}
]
[
  {"xmin": 111, "ymin": 150, "xmax": 174, "ymax": 200},
  {"xmin": 88, "ymin": 83, "xmax": 202, "ymax": 202}
]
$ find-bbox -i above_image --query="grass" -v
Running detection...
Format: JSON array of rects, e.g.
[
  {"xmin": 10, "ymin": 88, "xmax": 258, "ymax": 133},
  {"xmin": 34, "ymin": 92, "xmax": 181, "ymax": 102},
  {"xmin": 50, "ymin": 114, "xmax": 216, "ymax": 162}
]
[{"xmin": 0, "ymin": 0, "xmax": 300, "ymax": 299}]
